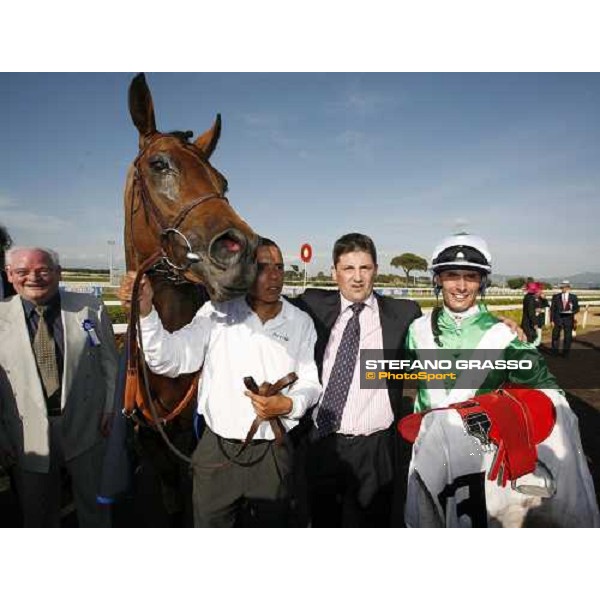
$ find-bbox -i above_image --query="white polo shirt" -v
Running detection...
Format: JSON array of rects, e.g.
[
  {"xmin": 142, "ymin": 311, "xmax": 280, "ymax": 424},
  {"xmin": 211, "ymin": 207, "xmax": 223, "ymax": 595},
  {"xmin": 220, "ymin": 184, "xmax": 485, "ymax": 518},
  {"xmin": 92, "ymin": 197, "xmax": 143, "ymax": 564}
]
[{"xmin": 140, "ymin": 296, "xmax": 322, "ymax": 440}]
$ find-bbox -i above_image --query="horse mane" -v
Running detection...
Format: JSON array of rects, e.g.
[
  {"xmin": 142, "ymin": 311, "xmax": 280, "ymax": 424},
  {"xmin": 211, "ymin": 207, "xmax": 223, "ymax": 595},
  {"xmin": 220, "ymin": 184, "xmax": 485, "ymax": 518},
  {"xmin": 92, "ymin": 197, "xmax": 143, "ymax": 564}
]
[{"xmin": 168, "ymin": 130, "xmax": 194, "ymax": 142}]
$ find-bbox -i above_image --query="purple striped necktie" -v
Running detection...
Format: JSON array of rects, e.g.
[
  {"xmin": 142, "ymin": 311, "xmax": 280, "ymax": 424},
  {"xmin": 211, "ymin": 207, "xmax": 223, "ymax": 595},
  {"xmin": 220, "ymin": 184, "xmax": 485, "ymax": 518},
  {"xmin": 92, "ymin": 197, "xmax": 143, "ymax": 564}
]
[{"xmin": 317, "ymin": 302, "xmax": 365, "ymax": 436}]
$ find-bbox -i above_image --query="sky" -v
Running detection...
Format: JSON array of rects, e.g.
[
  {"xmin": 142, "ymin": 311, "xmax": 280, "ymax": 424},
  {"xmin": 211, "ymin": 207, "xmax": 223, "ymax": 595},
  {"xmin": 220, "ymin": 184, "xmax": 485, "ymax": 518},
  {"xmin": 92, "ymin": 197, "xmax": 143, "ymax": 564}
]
[{"xmin": 1, "ymin": 72, "xmax": 599, "ymax": 278}]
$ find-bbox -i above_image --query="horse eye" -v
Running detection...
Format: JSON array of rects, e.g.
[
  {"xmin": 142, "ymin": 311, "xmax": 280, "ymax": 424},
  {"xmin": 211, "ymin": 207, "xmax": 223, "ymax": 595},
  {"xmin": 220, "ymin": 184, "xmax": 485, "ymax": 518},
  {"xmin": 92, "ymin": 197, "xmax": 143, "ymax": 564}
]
[{"xmin": 149, "ymin": 157, "xmax": 169, "ymax": 172}]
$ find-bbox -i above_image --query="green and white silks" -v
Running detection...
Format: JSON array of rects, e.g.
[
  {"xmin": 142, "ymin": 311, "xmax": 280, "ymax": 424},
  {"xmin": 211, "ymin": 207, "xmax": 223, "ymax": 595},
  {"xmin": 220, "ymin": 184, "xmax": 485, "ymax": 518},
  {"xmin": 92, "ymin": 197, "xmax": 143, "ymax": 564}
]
[{"xmin": 406, "ymin": 304, "xmax": 561, "ymax": 412}]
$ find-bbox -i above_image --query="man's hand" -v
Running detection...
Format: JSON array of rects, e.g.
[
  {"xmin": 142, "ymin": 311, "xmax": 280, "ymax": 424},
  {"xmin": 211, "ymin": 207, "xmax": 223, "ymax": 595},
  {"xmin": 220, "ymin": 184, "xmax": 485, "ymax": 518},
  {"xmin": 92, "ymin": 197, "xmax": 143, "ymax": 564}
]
[
  {"xmin": 497, "ymin": 315, "xmax": 526, "ymax": 342},
  {"xmin": 117, "ymin": 271, "xmax": 154, "ymax": 317},
  {"xmin": 244, "ymin": 391, "xmax": 292, "ymax": 419},
  {"xmin": 100, "ymin": 412, "xmax": 114, "ymax": 437}
]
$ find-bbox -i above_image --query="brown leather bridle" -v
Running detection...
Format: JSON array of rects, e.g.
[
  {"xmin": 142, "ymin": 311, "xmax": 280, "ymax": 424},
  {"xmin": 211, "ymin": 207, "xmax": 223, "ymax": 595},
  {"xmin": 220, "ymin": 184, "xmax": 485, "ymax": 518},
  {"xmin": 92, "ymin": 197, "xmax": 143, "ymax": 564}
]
[
  {"xmin": 130, "ymin": 133, "xmax": 231, "ymax": 278},
  {"xmin": 125, "ymin": 133, "xmax": 232, "ymax": 462}
]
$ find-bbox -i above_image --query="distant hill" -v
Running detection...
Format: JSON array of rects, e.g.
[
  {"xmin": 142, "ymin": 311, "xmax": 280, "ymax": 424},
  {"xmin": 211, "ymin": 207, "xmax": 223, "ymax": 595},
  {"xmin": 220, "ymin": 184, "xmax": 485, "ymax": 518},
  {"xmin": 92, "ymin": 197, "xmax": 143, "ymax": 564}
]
[{"xmin": 494, "ymin": 272, "xmax": 600, "ymax": 289}]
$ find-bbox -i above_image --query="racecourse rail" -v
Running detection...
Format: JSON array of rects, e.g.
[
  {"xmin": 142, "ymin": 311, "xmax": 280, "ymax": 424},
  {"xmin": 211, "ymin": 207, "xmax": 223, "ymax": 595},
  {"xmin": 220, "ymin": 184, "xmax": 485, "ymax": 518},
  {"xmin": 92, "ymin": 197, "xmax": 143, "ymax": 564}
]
[{"xmin": 58, "ymin": 282, "xmax": 600, "ymax": 334}]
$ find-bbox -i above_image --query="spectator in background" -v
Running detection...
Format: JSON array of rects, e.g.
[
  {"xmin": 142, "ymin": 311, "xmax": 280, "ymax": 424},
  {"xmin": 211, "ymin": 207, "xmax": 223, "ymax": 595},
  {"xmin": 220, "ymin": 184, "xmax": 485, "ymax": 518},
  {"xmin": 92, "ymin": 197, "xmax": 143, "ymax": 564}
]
[
  {"xmin": 521, "ymin": 281, "xmax": 540, "ymax": 344},
  {"xmin": 534, "ymin": 286, "xmax": 549, "ymax": 347},
  {"xmin": 0, "ymin": 224, "xmax": 15, "ymax": 300},
  {"xmin": 551, "ymin": 280, "xmax": 579, "ymax": 357}
]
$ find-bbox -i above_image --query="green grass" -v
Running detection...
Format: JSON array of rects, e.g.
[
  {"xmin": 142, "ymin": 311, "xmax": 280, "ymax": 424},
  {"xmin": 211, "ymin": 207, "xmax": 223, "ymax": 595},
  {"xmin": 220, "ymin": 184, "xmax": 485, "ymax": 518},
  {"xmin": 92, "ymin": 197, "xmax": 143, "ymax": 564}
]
[
  {"xmin": 493, "ymin": 309, "xmax": 523, "ymax": 323},
  {"xmin": 106, "ymin": 305, "xmax": 128, "ymax": 324},
  {"xmin": 62, "ymin": 275, "xmax": 110, "ymax": 282}
]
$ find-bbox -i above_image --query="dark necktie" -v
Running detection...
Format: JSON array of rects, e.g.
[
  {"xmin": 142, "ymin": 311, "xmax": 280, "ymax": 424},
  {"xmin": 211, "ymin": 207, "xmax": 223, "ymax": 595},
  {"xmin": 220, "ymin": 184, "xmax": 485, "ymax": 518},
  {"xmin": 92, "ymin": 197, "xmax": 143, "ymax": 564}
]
[
  {"xmin": 33, "ymin": 305, "xmax": 60, "ymax": 399},
  {"xmin": 316, "ymin": 302, "xmax": 365, "ymax": 436}
]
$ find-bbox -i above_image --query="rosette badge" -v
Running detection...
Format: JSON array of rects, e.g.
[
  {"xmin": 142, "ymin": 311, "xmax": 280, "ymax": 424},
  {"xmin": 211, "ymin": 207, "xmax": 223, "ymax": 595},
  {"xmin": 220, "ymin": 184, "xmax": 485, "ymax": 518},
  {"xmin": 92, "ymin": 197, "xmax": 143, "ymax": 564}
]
[{"xmin": 82, "ymin": 318, "xmax": 101, "ymax": 347}]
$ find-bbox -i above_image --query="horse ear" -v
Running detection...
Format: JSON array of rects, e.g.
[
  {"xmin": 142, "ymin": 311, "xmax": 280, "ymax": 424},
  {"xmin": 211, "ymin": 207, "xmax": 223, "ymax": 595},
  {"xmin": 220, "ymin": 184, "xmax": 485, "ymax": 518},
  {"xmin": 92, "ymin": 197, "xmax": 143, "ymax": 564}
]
[
  {"xmin": 128, "ymin": 73, "xmax": 157, "ymax": 145},
  {"xmin": 194, "ymin": 114, "xmax": 221, "ymax": 158}
]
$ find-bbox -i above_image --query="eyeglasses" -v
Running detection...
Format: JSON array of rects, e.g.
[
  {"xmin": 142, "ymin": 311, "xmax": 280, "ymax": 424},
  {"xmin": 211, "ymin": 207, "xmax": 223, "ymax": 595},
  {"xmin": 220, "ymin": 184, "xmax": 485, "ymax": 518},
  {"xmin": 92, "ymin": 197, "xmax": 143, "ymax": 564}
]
[{"xmin": 8, "ymin": 268, "xmax": 56, "ymax": 279}]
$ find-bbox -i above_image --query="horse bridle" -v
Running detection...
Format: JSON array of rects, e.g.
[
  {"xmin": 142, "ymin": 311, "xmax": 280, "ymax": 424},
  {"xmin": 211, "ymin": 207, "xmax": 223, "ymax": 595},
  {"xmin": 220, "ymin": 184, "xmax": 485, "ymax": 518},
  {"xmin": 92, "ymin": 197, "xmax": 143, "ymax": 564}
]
[
  {"xmin": 126, "ymin": 133, "xmax": 232, "ymax": 462},
  {"xmin": 131, "ymin": 133, "xmax": 231, "ymax": 277}
]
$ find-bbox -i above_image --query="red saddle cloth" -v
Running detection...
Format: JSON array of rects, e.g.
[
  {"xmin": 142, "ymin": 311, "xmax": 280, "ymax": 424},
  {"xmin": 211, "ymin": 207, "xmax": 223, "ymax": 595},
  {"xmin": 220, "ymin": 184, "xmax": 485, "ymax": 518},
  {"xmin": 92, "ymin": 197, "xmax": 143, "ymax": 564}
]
[{"xmin": 398, "ymin": 384, "xmax": 556, "ymax": 486}]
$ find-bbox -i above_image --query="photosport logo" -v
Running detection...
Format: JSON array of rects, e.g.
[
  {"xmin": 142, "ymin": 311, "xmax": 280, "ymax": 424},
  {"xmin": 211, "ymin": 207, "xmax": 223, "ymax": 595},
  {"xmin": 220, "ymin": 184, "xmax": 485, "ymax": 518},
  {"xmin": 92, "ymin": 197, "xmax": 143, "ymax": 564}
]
[
  {"xmin": 360, "ymin": 349, "xmax": 599, "ymax": 390},
  {"xmin": 360, "ymin": 350, "xmax": 546, "ymax": 390}
]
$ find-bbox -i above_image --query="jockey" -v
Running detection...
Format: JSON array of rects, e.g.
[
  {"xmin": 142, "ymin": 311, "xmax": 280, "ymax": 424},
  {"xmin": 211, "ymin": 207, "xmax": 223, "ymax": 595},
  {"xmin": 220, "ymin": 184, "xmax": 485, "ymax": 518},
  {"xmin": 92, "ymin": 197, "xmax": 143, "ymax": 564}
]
[{"xmin": 400, "ymin": 232, "xmax": 599, "ymax": 527}]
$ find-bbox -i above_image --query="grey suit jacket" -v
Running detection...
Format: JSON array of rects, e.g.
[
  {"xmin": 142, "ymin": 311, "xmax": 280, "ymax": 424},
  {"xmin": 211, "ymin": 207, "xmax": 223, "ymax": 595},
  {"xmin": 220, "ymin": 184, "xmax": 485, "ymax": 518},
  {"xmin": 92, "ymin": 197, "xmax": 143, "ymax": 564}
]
[{"xmin": 0, "ymin": 290, "xmax": 118, "ymax": 473}]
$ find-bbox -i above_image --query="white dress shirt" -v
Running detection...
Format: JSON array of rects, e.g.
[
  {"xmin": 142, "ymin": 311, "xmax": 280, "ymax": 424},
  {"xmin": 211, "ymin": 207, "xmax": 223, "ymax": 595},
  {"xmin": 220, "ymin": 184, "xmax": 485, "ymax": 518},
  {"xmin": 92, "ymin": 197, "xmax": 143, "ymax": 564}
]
[
  {"xmin": 140, "ymin": 296, "xmax": 321, "ymax": 440},
  {"xmin": 315, "ymin": 292, "xmax": 394, "ymax": 436}
]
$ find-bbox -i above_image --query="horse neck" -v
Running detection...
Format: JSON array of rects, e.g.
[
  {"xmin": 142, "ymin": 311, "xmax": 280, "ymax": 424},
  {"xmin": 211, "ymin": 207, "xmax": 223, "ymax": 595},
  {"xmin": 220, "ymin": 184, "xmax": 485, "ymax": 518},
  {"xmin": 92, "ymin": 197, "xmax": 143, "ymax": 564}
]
[{"xmin": 150, "ymin": 274, "xmax": 207, "ymax": 333}]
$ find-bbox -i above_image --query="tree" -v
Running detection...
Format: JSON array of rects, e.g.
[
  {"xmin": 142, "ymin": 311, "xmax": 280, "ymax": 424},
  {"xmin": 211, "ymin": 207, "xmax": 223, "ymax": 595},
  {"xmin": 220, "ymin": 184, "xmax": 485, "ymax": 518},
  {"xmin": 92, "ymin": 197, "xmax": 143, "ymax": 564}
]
[
  {"xmin": 390, "ymin": 253, "xmax": 428, "ymax": 285},
  {"xmin": 506, "ymin": 277, "xmax": 527, "ymax": 289},
  {"xmin": 284, "ymin": 269, "xmax": 301, "ymax": 281},
  {"xmin": 316, "ymin": 271, "xmax": 330, "ymax": 280}
]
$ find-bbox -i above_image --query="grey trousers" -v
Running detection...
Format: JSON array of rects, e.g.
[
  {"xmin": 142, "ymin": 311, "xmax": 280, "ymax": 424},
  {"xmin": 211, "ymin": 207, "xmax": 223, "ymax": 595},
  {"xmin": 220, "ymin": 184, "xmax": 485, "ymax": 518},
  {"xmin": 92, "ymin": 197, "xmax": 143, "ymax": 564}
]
[
  {"xmin": 191, "ymin": 427, "xmax": 292, "ymax": 527},
  {"xmin": 13, "ymin": 416, "xmax": 110, "ymax": 528}
]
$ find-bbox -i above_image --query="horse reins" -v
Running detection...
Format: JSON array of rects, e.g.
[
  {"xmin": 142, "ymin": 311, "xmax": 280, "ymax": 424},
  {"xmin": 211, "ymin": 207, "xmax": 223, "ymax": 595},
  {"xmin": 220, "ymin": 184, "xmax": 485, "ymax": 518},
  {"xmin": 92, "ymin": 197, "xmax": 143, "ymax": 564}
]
[
  {"xmin": 127, "ymin": 265, "xmax": 298, "ymax": 466},
  {"xmin": 124, "ymin": 135, "xmax": 232, "ymax": 463},
  {"xmin": 125, "ymin": 133, "xmax": 279, "ymax": 466},
  {"xmin": 206, "ymin": 373, "xmax": 299, "ymax": 470}
]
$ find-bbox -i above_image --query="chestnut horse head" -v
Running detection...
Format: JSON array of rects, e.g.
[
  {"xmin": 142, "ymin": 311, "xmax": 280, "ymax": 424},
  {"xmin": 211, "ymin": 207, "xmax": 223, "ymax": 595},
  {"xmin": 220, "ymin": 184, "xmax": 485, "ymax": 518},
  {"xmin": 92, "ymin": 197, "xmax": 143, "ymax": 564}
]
[
  {"xmin": 124, "ymin": 73, "xmax": 257, "ymax": 301},
  {"xmin": 121, "ymin": 74, "xmax": 260, "ymax": 523}
]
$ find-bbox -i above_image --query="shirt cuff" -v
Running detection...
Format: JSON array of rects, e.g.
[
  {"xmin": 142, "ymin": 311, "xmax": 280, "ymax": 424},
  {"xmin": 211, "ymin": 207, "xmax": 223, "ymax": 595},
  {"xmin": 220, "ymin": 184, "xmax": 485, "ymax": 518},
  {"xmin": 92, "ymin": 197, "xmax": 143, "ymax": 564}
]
[{"xmin": 286, "ymin": 393, "xmax": 306, "ymax": 420}]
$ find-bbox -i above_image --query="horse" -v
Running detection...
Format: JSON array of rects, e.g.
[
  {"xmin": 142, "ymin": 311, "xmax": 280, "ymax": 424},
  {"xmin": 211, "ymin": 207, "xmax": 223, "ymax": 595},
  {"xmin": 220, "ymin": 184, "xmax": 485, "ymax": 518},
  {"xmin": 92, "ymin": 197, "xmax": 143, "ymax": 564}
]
[{"xmin": 121, "ymin": 73, "xmax": 258, "ymax": 525}]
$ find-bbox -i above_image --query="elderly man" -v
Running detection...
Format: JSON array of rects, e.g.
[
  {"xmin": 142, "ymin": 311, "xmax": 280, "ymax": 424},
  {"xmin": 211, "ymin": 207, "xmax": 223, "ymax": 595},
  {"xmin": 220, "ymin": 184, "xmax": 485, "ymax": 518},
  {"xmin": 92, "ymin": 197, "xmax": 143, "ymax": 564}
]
[{"xmin": 0, "ymin": 247, "xmax": 118, "ymax": 527}]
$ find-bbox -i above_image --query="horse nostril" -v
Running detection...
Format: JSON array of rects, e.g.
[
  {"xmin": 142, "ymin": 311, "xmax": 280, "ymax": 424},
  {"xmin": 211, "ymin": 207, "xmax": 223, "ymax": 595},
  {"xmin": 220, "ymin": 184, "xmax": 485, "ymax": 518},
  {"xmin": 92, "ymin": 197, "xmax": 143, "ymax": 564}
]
[
  {"xmin": 222, "ymin": 238, "xmax": 242, "ymax": 253},
  {"xmin": 209, "ymin": 229, "xmax": 246, "ymax": 267}
]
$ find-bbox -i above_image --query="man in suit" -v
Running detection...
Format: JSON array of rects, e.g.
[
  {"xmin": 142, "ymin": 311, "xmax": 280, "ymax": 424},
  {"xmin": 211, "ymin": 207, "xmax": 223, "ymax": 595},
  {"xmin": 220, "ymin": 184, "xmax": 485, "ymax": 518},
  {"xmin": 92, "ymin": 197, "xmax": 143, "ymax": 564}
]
[
  {"xmin": 293, "ymin": 233, "xmax": 422, "ymax": 527},
  {"xmin": 0, "ymin": 247, "xmax": 118, "ymax": 527},
  {"xmin": 0, "ymin": 224, "xmax": 15, "ymax": 300},
  {"xmin": 550, "ymin": 280, "xmax": 579, "ymax": 357},
  {"xmin": 521, "ymin": 281, "xmax": 540, "ymax": 344}
]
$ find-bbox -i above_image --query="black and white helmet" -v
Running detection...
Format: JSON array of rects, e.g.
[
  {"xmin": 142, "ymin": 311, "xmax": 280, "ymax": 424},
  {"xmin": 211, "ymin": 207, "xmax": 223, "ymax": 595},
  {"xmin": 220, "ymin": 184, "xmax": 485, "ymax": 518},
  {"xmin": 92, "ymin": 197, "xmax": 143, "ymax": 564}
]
[{"xmin": 431, "ymin": 233, "xmax": 492, "ymax": 275}]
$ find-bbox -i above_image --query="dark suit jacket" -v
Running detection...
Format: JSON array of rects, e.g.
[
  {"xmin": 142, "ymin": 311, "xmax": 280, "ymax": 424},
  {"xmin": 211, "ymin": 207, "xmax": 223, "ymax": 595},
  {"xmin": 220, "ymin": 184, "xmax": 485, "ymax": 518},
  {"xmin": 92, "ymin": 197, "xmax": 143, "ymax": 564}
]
[
  {"xmin": 290, "ymin": 288, "xmax": 422, "ymax": 526},
  {"xmin": 521, "ymin": 293, "xmax": 538, "ymax": 343},
  {"xmin": 291, "ymin": 288, "xmax": 422, "ymax": 421},
  {"xmin": 0, "ymin": 270, "xmax": 15, "ymax": 299},
  {"xmin": 550, "ymin": 292, "xmax": 579, "ymax": 324}
]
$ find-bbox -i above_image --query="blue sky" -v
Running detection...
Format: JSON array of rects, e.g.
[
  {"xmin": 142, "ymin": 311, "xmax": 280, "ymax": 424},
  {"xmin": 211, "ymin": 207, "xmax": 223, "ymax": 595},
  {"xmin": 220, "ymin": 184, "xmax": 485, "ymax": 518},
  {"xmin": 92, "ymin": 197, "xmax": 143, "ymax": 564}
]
[{"xmin": 1, "ymin": 72, "xmax": 599, "ymax": 278}]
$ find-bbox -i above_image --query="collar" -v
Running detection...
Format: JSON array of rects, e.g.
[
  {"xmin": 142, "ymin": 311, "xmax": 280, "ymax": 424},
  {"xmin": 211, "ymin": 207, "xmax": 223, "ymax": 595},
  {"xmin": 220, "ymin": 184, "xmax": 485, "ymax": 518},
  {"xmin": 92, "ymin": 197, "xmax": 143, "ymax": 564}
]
[
  {"xmin": 443, "ymin": 303, "xmax": 481, "ymax": 324},
  {"xmin": 339, "ymin": 291, "xmax": 377, "ymax": 314},
  {"xmin": 243, "ymin": 295, "xmax": 288, "ymax": 323},
  {"xmin": 21, "ymin": 292, "xmax": 61, "ymax": 319}
]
